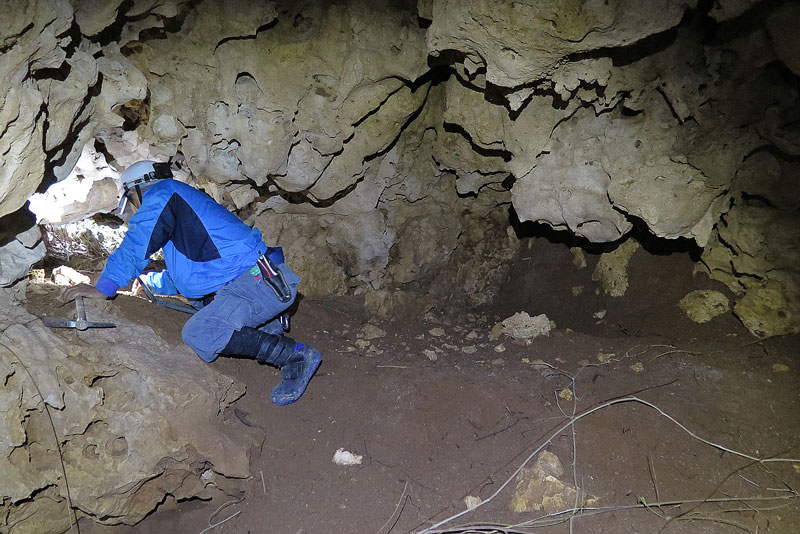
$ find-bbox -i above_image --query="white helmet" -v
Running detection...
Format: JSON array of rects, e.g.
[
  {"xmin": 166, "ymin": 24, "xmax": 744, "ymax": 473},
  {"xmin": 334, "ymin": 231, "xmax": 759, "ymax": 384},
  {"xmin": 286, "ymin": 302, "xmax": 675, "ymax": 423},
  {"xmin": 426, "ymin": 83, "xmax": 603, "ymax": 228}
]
[
  {"xmin": 116, "ymin": 160, "xmax": 173, "ymax": 215},
  {"xmin": 119, "ymin": 160, "xmax": 172, "ymax": 193}
]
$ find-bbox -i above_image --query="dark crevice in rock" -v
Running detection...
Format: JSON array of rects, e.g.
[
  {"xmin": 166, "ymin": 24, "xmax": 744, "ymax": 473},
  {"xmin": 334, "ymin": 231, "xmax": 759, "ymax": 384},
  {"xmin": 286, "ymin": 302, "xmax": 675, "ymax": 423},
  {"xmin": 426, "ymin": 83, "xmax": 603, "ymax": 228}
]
[
  {"xmin": 93, "ymin": 0, "xmax": 199, "ymax": 47},
  {"xmin": 443, "ymin": 122, "xmax": 512, "ymax": 162},
  {"xmin": 744, "ymin": 144, "xmax": 800, "ymax": 164},
  {"xmin": 412, "ymin": 64, "xmax": 452, "ymax": 91},
  {"xmin": 625, "ymin": 215, "xmax": 703, "ymax": 260},
  {"xmin": 0, "ymin": 205, "xmax": 37, "ymax": 247},
  {"xmin": 245, "ymin": 81, "xmax": 436, "ymax": 211},
  {"xmin": 742, "ymin": 192, "xmax": 776, "ymax": 208},
  {"xmin": 351, "ymin": 82, "xmax": 408, "ymax": 128},
  {"xmin": 715, "ymin": 232, "xmax": 739, "ymax": 259},
  {"xmin": 30, "ymin": 61, "xmax": 72, "ymax": 82},
  {"xmin": 427, "ymin": 49, "xmax": 467, "ymax": 67},
  {"xmin": 509, "ymin": 206, "xmax": 704, "ymax": 260},
  {"xmin": 0, "ymin": 22, "xmax": 33, "ymax": 53},
  {"xmin": 731, "ymin": 264, "xmax": 763, "ymax": 280},
  {"xmin": 566, "ymin": 25, "xmax": 680, "ymax": 68},
  {"xmin": 351, "ymin": 67, "xmax": 444, "ymax": 130},
  {"xmin": 620, "ymin": 105, "xmax": 644, "ymax": 117},
  {"xmin": 364, "ymin": 85, "xmax": 431, "ymax": 164},
  {"xmin": 92, "ymin": 138, "xmax": 115, "ymax": 168},
  {"xmin": 656, "ymin": 86, "xmax": 687, "ymax": 125},
  {"xmin": 508, "ymin": 206, "xmax": 609, "ymax": 254},
  {"xmin": 40, "ymin": 76, "xmax": 104, "ymax": 193},
  {"xmin": 563, "ymin": 0, "xmax": 716, "ymax": 70},
  {"xmin": 91, "ymin": 0, "xmax": 136, "ymax": 46},
  {"xmin": 0, "ymin": 107, "xmax": 18, "ymax": 140},
  {"xmin": 115, "ymin": 89, "xmax": 151, "ymax": 131},
  {"xmin": 57, "ymin": 19, "xmax": 83, "ymax": 59},
  {"xmin": 501, "ymin": 174, "xmax": 516, "ymax": 190},
  {"xmin": 214, "ymin": 20, "xmax": 278, "ymax": 52}
]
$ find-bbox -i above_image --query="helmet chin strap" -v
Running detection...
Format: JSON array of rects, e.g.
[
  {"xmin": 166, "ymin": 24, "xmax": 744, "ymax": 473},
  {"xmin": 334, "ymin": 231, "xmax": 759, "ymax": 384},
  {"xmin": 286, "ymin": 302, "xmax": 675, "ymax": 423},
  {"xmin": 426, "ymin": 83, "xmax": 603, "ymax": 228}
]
[{"xmin": 114, "ymin": 188, "xmax": 143, "ymax": 221}]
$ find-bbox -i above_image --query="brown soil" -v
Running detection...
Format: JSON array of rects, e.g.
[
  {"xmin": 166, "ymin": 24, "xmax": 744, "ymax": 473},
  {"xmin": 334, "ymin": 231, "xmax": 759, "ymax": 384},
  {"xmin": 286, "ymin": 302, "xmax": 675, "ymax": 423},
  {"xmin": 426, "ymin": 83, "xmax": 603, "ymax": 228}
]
[{"xmin": 32, "ymin": 238, "xmax": 800, "ymax": 534}]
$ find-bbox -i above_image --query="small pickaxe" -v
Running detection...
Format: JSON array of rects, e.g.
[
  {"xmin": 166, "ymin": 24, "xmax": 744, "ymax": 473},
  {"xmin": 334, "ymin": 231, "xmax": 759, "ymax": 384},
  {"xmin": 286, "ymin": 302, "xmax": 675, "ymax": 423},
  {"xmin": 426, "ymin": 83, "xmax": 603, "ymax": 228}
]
[
  {"xmin": 43, "ymin": 296, "xmax": 116, "ymax": 330},
  {"xmin": 136, "ymin": 277, "xmax": 198, "ymax": 315}
]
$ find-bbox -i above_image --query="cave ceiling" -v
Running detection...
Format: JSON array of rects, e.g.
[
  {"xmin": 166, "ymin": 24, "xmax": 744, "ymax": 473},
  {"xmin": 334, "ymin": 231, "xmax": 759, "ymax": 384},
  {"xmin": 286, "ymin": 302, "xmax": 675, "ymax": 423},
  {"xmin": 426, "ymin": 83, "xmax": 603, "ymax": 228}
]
[{"xmin": 0, "ymin": 0, "xmax": 798, "ymax": 337}]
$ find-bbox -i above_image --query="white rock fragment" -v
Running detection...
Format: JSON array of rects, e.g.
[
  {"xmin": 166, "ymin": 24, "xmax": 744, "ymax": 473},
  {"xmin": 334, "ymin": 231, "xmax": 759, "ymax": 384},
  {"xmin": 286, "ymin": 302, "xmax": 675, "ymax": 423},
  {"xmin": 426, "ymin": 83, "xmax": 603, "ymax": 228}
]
[
  {"xmin": 52, "ymin": 265, "xmax": 91, "ymax": 286},
  {"xmin": 333, "ymin": 448, "xmax": 363, "ymax": 466},
  {"xmin": 593, "ymin": 309, "xmax": 607, "ymax": 319},
  {"xmin": 464, "ymin": 495, "xmax": 482, "ymax": 510},
  {"xmin": 500, "ymin": 312, "xmax": 554, "ymax": 339},
  {"xmin": 429, "ymin": 327, "xmax": 445, "ymax": 337},
  {"xmin": 424, "ymin": 349, "xmax": 438, "ymax": 361},
  {"xmin": 461, "ymin": 345, "xmax": 477, "ymax": 354}
]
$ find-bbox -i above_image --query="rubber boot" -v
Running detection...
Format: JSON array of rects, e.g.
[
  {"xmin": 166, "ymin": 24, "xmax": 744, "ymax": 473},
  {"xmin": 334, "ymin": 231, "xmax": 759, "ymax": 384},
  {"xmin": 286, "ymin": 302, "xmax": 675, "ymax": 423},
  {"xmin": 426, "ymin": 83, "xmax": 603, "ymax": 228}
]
[
  {"xmin": 221, "ymin": 327, "xmax": 321, "ymax": 405},
  {"xmin": 220, "ymin": 326, "xmax": 295, "ymax": 364},
  {"xmin": 269, "ymin": 345, "xmax": 322, "ymax": 406}
]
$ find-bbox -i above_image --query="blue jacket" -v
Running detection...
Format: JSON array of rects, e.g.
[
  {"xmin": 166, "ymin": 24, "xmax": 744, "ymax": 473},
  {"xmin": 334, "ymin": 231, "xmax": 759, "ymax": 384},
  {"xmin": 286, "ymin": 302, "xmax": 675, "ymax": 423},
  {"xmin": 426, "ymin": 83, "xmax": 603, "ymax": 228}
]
[{"xmin": 96, "ymin": 179, "xmax": 268, "ymax": 299}]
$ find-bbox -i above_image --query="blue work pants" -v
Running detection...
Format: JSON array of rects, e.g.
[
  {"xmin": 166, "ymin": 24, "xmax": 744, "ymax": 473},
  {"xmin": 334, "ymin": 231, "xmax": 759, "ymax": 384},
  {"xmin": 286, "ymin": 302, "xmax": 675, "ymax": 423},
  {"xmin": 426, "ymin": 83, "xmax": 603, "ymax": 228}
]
[{"xmin": 182, "ymin": 263, "xmax": 300, "ymax": 362}]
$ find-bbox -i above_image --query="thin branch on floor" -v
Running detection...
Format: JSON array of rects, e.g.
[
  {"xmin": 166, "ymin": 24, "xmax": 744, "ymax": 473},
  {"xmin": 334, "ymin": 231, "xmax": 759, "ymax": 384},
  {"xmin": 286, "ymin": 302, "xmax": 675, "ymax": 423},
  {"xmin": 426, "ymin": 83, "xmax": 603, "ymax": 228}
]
[
  {"xmin": 423, "ymin": 494, "xmax": 797, "ymax": 534},
  {"xmin": 376, "ymin": 480, "xmax": 410, "ymax": 534},
  {"xmin": 415, "ymin": 396, "xmax": 800, "ymax": 534},
  {"xmin": 207, "ymin": 497, "xmax": 244, "ymax": 524},
  {"xmin": 197, "ymin": 511, "xmax": 240, "ymax": 534}
]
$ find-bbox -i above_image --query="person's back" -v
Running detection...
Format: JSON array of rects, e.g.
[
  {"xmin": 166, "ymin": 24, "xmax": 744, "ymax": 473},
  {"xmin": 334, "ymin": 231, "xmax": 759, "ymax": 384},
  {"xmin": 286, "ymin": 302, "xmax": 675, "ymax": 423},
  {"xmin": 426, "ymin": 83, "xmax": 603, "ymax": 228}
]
[{"xmin": 98, "ymin": 178, "xmax": 265, "ymax": 298}]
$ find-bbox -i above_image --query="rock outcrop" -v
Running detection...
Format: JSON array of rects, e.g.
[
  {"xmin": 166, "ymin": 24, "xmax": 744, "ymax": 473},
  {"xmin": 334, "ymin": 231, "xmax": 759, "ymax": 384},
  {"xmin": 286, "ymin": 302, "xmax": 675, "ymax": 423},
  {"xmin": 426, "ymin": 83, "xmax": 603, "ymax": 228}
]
[
  {"xmin": 1, "ymin": 2, "xmax": 798, "ymax": 328},
  {"xmin": 0, "ymin": 284, "xmax": 260, "ymax": 533}
]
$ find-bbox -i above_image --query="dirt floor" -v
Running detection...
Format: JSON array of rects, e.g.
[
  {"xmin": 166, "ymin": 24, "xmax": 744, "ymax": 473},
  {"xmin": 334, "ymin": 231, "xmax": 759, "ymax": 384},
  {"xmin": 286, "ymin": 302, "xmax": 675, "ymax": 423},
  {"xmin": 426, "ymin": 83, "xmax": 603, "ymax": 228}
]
[{"xmin": 30, "ymin": 237, "xmax": 800, "ymax": 534}]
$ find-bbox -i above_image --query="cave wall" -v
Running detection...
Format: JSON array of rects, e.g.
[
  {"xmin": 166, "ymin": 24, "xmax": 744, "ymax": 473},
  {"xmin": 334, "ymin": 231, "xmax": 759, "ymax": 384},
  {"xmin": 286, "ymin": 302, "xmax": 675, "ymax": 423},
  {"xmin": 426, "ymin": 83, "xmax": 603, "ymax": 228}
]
[
  {"xmin": 1, "ymin": 1, "xmax": 799, "ymax": 531},
  {"xmin": 1, "ymin": 0, "xmax": 799, "ymax": 332}
]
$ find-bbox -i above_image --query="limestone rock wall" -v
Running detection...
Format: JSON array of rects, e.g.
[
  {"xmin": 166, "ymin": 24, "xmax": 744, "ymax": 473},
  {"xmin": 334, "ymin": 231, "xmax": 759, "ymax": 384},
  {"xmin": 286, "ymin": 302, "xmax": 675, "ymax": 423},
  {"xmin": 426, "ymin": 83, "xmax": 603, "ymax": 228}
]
[
  {"xmin": 1, "ymin": 0, "xmax": 798, "ymax": 332},
  {"xmin": 0, "ymin": 0, "xmax": 147, "ymax": 219},
  {"xmin": 421, "ymin": 0, "xmax": 799, "ymax": 335}
]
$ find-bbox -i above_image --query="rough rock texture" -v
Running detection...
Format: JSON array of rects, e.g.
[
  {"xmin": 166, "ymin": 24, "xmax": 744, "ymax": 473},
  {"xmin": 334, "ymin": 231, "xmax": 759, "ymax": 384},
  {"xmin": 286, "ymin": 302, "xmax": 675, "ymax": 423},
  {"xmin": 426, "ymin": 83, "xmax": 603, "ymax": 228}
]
[
  {"xmin": 592, "ymin": 240, "xmax": 640, "ymax": 297},
  {"xmin": 0, "ymin": 285, "xmax": 261, "ymax": 533},
  {"xmin": 509, "ymin": 451, "xmax": 596, "ymax": 514},
  {"xmin": 679, "ymin": 289, "xmax": 730, "ymax": 324},
  {"xmin": 0, "ymin": 227, "xmax": 46, "ymax": 287},
  {"xmin": 0, "ymin": 0, "xmax": 146, "ymax": 219},
  {"xmin": 1, "ymin": 0, "xmax": 799, "ymax": 335},
  {"xmin": 28, "ymin": 143, "xmax": 122, "ymax": 225},
  {"xmin": 500, "ymin": 312, "xmax": 554, "ymax": 340},
  {"xmin": 421, "ymin": 0, "xmax": 798, "ymax": 334},
  {"xmin": 425, "ymin": 0, "xmax": 696, "ymax": 89}
]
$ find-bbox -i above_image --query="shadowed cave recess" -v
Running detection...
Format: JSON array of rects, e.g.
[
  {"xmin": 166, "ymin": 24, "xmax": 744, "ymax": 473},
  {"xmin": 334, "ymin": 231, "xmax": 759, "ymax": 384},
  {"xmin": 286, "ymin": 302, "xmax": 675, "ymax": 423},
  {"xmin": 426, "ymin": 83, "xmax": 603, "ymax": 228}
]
[{"xmin": 1, "ymin": 1, "xmax": 799, "ymax": 533}]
